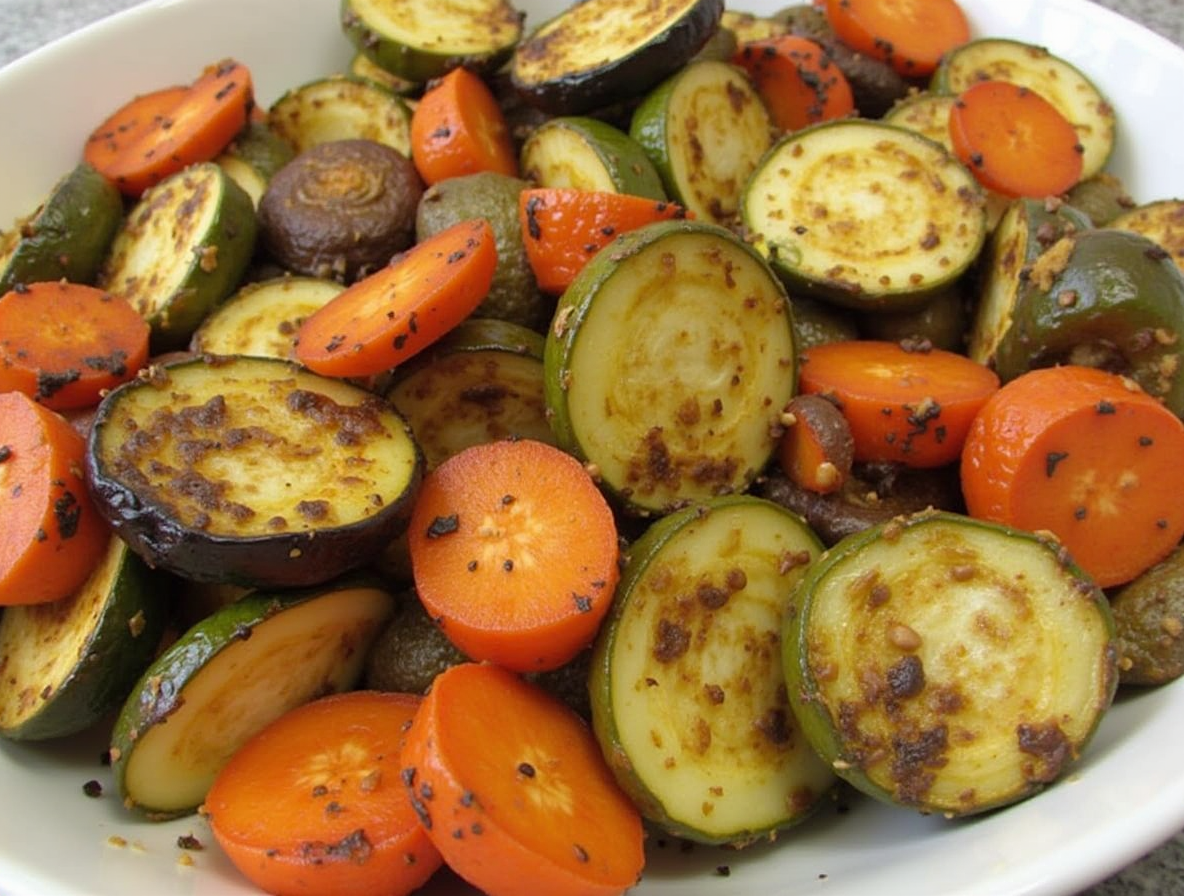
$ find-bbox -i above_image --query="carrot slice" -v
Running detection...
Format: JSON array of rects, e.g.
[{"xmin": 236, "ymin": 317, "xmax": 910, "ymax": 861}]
[
  {"xmin": 82, "ymin": 84, "xmax": 189, "ymax": 181},
  {"xmin": 778, "ymin": 393, "xmax": 855, "ymax": 494},
  {"xmin": 401, "ymin": 662, "xmax": 645, "ymax": 896},
  {"xmin": 822, "ymin": 0, "xmax": 970, "ymax": 77},
  {"xmin": 518, "ymin": 188, "xmax": 690, "ymax": 294},
  {"xmin": 0, "ymin": 392, "xmax": 110, "ymax": 605},
  {"xmin": 732, "ymin": 35, "xmax": 856, "ymax": 132},
  {"xmin": 410, "ymin": 66, "xmax": 517, "ymax": 186},
  {"xmin": 797, "ymin": 339, "xmax": 1000, "ymax": 469},
  {"xmin": 204, "ymin": 690, "xmax": 443, "ymax": 896},
  {"xmin": 84, "ymin": 58, "xmax": 253, "ymax": 196},
  {"xmin": 295, "ymin": 218, "xmax": 497, "ymax": 378},
  {"xmin": 407, "ymin": 438, "xmax": 619, "ymax": 672},
  {"xmin": 0, "ymin": 282, "xmax": 150, "ymax": 411},
  {"xmin": 961, "ymin": 365, "xmax": 1184, "ymax": 588},
  {"xmin": 948, "ymin": 80, "xmax": 1084, "ymax": 199}
]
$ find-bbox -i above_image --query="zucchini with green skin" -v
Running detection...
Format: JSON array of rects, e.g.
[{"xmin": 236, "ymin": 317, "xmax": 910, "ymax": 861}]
[
  {"xmin": 932, "ymin": 37, "xmax": 1115, "ymax": 182},
  {"xmin": 544, "ymin": 218, "xmax": 796, "ymax": 516},
  {"xmin": 1110, "ymin": 198, "xmax": 1184, "ymax": 271},
  {"xmin": 988, "ymin": 228, "xmax": 1184, "ymax": 415},
  {"xmin": 0, "ymin": 162, "xmax": 123, "ymax": 293},
  {"xmin": 189, "ymin": 275, "xmax": 344, "ymax": 359},
  {"xmin": 385, "ymin": 317, "xmax": 555, "ymax": 471},
  {"xmin": 510, "ymin": 0, "xmax": 724, "ymax": 115},
  {"xmin": 784, "ymin": 510, "xmax": 1117, "ymax": 816},
  {"xmin": 414, "ymin": 172, "xmax": 550, "ymax": 330},
  {"xmin": 0, "ymin": 534, "xmax": 170, "ymax": 741},
  {"xmin": 589, "ymin": 495, "xmax": 833, "ymax": 844},
  {"xmin": 85, "ymin": 354, "xmax": 423, "ymax": 588},
  {"xmin": 109, "ymin": 576, "xmax": 395, "ymax": 819},
  {"xmin": 630, "ymin": 59, "xmax": 772, "ymax": 226},
  {"xmin": 215, "ymin": 120, "xmax": 297, "ymax": 208},
  {"xmin": 341, "ymin": 0, "xmax": 523, "ymax": 84},
  {"xmin": 519, "ymin": 116, "xmax": 668, "ymax": 200},
  {"xmin": 267, "ymin": 75, "xmax": 413, "ymax": 156},
  {"xmin": 967, "ymin": 196, "xmax": 1093, "ymax": 369},
  {"xmin": 97, "ymin": 162, "xmax": 257, "ymax": 351},
  {"xmin": 741, "ymin": 119, "xmax": 987, "ymax": 310},
  {"xmin": 1110, "ymin": 543, "xmax": 1184, "ymax": 686}
]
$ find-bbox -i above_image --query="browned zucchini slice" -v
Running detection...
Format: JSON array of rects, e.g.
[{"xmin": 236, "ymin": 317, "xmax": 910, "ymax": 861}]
[
  {"xmin": 589, "ymin": 495, "xmax": 833, "ymax": 844},
  {"xmin": 785, "ymin": 510, "xmax": 1117, "ymax": 816},
  {"xmin": 510, "ymin": 0, "xmax": 723, "ymax": 115},
  {"xmin": 85, "ymin": 354, "xmax": 422, "ymax": 588}
]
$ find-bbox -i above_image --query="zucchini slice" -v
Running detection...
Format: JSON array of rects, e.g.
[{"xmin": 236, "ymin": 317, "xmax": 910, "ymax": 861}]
[
  {"xmin": 630, "ymin": 59, "xmax": 773, "ymax": 226},
  {"xmin": 741, "ymin": 119, "xmax": 987, "ymax": 310},
  {"xmin": 589, "ymin": 495, "xmax": 833, "ymax": 844},
  {"xmin": 966, "ymin": 196, "xmax": 1092, "ymax": 370},
  {"xmin": 109, "ymin": 577, "xmax": 395, "ymax": 818},
  {"xmin": 519, "ymin": 116, "xmax": 667, "ymax": 199},
  {"xmin": 986, "ymin": 228, "xmax": 1184, "ymax": 415},
  {"xmin": 510, "ymin": 0, "xmax": 724, "ymax": 115},
  {"xmin": 342, "ymin": 0, "xmax": 523, "ymax": 84},
  {"xmin": 0, "ymin": 533, "xmax": 169, "ymax": 741},
  {"xmin": 1110, "ymin": 198, "xmax": 1184, "ymax": 271},
  {"xmin": 267, "ymin": 75, "xmax": 413, "ymax": 156},
  {"xmin": 97, "ymin": 162, "xmax": 257, "ymax": 350},
  {"xmin": 85, "ymin": 354, "xmax": 423, "ymax": 588},
  {"xmin": 544, "ymin": 219, "xmax": 796, "ymax": 516},
  {"xmin": 215, "ymin": 120, "xmax": 297, "ymax": 207},
  {"xmin": 785, "ymin": 510, "xmax": 1117, "ymax": 817},
  {"xmin": 189, "ymin": 275, "xmax": 345, "ymax": 359},
  {"xmin": 933, "ymin": 37, "xmax": 1115, "ymax": 181},
  {"xmin": 385, "ymin": 317, "xmax": 555, "ymax": 470},
  {"xmin": 0, "ymin": 162, "xmax": 123, "ymax": 293}
]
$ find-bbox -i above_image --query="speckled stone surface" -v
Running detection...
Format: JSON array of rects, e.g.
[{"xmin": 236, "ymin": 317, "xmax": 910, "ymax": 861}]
[{"xmin": 0, "ymin": 0, "xmax": 1182, "ymax": 894}]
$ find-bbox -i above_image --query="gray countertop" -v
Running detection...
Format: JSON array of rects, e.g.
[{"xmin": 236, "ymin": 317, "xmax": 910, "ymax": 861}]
[{"xmin": 1, "ymin": 0, "xmax": 1182, "ymax": 894}]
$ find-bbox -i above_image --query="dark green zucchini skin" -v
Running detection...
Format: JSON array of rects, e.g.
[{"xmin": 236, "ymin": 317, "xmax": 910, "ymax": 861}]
[
  {"xmin": 110, "ymin": 573, "xmax": 395, "ymax": 819},
  {"xmin": 84, "ymin": 355, "xmax": 424, "ymax": 589},
  {"xmin": 0, "ymin": 535, "xmax": 171, "ymax": 741},
  {"xmin": 967, "ymin": 197, "xmax": 1093, "ymax": 369},
  {"xmin": 992, "ymin": 228, "xmax": 1184, "ymax": 415},
  {"xmin": 510, "ymin": 0, "xmax": 724, "ymax": 115},
  {"xmin": 0, "ymin": 162, "xmax": 123, "ymax": 293}
]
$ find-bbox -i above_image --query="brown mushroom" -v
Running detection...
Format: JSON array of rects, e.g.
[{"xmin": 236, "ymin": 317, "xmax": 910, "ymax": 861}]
[{"xmin": 258, "ymin": 138, "xmax": 423, "ymax": 283}]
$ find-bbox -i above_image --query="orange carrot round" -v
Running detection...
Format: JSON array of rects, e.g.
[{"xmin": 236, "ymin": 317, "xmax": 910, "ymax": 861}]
[
  {"xmin": 822, "ymin": 0, "xmax": 970, "ymax": 77},
  {"xmin": 518, "ymin": 188, "xmax": 690, "ymax": 294},
  {"xmin": 797, "ymin": 339, "xmax": 1000, "ymax": 469},
  {"xmin": 407, "ymin": 438, "xmax": 619, "ymax": 672},
  {"xmin": 410, "ymin": 66, "xmax": 518, "ymax": 186},
  {"xmin": 961, "ymin": 365, "xmax": 1184, "ymax": 588},
  {"xmin": 401, "ymin": 662, "xmax": 645, "ymax": 896},
  {"xmin": 204, "ymin": 690, "xmax": 443, "ymax": 896},
  {"xmin": 949, "ymin": 79, "xmax": 1085, "ymax": 198},
  {"xmin": 84, "ymin": 58, "xmax": 253, "ymax": 196},
  {"xmin": 0, "ymin": 392, "xmax": 109, "ymax": 605},
  {"xmin": 732, "ymin": 35, "xmax": 855, "ymax": 132},
  {"xmin": 82, "ymin": 83, "xmax": 189, "ymax": 184},
  {"xmin": 295, "ymin": 218, "xmax": 497, "ymax": 378},
  {"xmin": 0, "ymin": 282, "xmax": 150, "ymax": 411}
]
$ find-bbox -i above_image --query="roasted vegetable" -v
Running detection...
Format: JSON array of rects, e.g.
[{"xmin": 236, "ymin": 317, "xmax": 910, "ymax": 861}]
[
  {"xmin": 785, "ymin": 510, "xmax": 1117, "ymax": 816},
  {"xmin": 258, "ymin": 138, "xmax": 423, "ymax": 283}
]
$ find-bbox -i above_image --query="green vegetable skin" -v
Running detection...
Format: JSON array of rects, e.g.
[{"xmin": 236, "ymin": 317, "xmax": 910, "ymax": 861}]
[
  {"xmin": 992, "ymin": 228, "xmax": 1184, "ymax": 414},
  {"xmin": 0, "ymin": 162, "xmax": 123, "ymax": 292}
]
